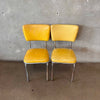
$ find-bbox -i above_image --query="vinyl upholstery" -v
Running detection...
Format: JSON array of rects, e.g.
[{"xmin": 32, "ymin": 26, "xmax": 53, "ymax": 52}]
[
  {"xmin": 23, "ymin": 24, "xmax": 50, "ymax": 41},
  {"xmin": 51, "ymin": 48, "xmax": 76, "ymax": 63},
  {"xmin": 24, "ymin": 48, "xmax": 49, "ymax": 63},
  {"xmin": 51, "ymin": 24, "xmax": 79, "ymax": 42}
]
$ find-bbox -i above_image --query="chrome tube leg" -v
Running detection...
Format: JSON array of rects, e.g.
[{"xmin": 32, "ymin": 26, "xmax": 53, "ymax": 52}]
[
  {"xmin": 45, "ymin": 41, "xmax": 47, "ymax": 49},
  {"xmin": 29, "ymin": 41, "xmax": 31, "ymax": 48},
  {"xmin": 25, "ymin": 63, "xmax": 29, "ymax": 82},
  {"xmin": 46, "ymin": 63, "xmax": 49, "ymax": 81},
  {"xmin": 51, "ymin": 62, "xmax": 54, "ymax": 81},
  {"xmin": 71, "ymin": 64, "xmax": 76, "ymax": 82}
]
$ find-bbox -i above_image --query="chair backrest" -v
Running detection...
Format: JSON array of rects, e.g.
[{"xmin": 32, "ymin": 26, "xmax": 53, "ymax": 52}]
[
  {"xmin": 23, "ymin": 24, "xmax": 50, "ymax": 41},
  {"xmin": 51, "ymin": 25, "xmax": 79, "ymax": 42}
]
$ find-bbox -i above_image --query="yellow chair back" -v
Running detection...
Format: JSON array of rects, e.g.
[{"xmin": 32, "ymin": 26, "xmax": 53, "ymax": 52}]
[
  {"xmin": 51, "ymin": 25, "xmax": 79, "ymax": 42},
  {"xmin": 23, "ymin": 24, "xmax": 50, "ymax": 41}
]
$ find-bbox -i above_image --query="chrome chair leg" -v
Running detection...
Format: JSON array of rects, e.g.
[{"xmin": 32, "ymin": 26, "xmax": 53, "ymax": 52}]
[
  {"xmin": 71, "ymin": 63, "xmax": 76, "ymax": 82},
  {"xmin": 51, "ymin": 62, "xmax": 54, "ymax": 81},
  {"xmin": 25, "ymin": 63, "xmax": 29, "ymax": 82},
  {"xmin": 46, "ymin": 63, "xmax": 49, "ymax": 81}
]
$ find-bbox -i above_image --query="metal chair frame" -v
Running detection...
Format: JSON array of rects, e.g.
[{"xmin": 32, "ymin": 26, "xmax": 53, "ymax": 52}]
[
  {"xmin": 51, "ymin": 41, "xmax": 76, "ymax": 82},
  {"xmin": 24, "ymin": 41, "xmax": 49, "ymax": 82}
]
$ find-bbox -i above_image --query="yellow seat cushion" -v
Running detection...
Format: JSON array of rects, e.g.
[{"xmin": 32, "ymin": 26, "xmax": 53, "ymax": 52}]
[
  {"xmin": 24, "ymin": 48, "xmax": 49, "ymax": 63},
  {"xmin": 51, "ymin": 48, "xmax": 76, "ymax": 63}
]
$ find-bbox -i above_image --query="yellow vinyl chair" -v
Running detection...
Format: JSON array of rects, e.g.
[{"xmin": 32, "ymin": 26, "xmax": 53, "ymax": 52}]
[
  {"xmin": 23, "ymin": 24, "xmax": 50, "ymax": 82},
  {"xmin": 51, "ymin": 24, "xmax": 79, "ymax": 82}
]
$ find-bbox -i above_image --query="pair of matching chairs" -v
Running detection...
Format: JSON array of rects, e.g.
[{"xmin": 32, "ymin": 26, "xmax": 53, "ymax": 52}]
[{"xmin": 23, "ymin": 24, "xmax": 79, "ymax": 82}]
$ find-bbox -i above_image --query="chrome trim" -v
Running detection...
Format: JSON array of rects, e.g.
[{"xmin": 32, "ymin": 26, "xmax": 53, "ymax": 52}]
[
  {"xmin": 71, "ymin": 64, "xmax": 76, "ymax": 82},
  {"xmin": 46, "ymin": 63, "xmax": 49, "ymax": 81},
  {"xmin": 45, "ymin": 41, "xmax": 47, "ymax": 48},
  {"xmin": 52, "ymin": 62, "xmax": 76, "ymax": 65},
  {"xmin": 29, "ymin": 41, "xmax": 47, "ymax": 49},
  {"xmin": 25, "ymin": 63, "xmax": 29, "ymax": 82},
  {"xmin": 54, "ymin": 41, "xmax": 56, "ymax": 48},
  {"xmin": 24, "ymin": 62, "xmax": 49, "ymax": 65},
  {"xmin": 70, "ymin": 42, "xmax": 72, "ymax": 49},
  {"xmin": 51, "ymin": 62, "xmax": 54, "ymax": 81},
  {"xmin": 29, "ymin": 41, "xmax": 31, "ymax": 48}
]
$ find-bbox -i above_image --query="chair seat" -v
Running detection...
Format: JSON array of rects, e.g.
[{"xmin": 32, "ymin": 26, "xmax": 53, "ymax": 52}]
[
  {"xmin": 51, "ymin": 48, "xmax": 76, "ymax": 63},
  {"xmin": 24, "ymin": 48, "xmax": 49, "ymax": 63}
]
